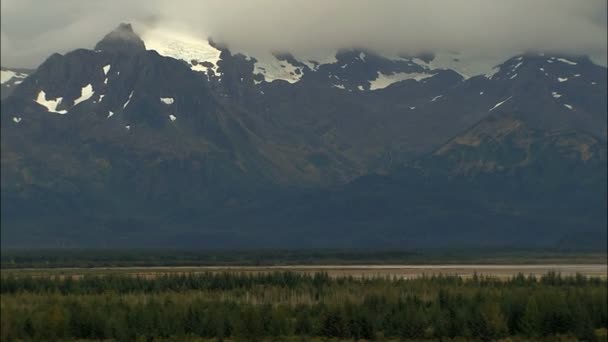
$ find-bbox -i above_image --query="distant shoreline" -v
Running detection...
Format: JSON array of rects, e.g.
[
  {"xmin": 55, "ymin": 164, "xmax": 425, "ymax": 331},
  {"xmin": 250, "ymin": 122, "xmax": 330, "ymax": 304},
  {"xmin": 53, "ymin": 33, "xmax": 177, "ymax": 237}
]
[{"xmin": 4, "ymin": 263, "xmax": 607, "ymax": 279}]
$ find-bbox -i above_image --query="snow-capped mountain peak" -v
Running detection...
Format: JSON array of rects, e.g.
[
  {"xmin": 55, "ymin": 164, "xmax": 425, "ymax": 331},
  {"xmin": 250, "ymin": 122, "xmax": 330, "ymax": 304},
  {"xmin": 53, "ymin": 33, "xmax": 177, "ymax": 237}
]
[{"xmin": 142, "ymin": 28, "xmax": 223, "ymax": 77}]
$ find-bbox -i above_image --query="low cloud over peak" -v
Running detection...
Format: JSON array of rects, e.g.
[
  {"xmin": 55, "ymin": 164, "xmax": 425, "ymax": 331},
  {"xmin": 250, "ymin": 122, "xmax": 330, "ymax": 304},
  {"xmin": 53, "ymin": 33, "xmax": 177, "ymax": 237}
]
[{"xmin": 1, "ymin": 0, "xmax": 606, "ymax": 68}]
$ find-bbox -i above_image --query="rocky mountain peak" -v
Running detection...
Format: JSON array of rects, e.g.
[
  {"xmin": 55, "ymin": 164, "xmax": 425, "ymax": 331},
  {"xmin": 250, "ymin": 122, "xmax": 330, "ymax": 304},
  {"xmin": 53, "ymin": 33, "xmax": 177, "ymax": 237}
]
[{"xmin": 94, "ymin": 23, "xmax": 145, "ymax": 54}]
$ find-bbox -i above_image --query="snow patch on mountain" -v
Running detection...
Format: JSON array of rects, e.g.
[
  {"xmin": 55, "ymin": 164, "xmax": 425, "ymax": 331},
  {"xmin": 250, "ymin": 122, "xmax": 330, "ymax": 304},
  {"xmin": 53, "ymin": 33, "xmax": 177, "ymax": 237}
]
[
  {"xmin": 35, "ymin": 90, "xmax": 67, "ymax": 114},
  {"xmin": 556, "ymin": 58, "xmax": 577, "ymax": 66},
  {"xmin": 412, "ymin": 52, "xmax": 509, "ymax": 79},
  {"xmin": 370, "ymin": 72, "xmax": 434, "ymax": 90},
  {"xmin": 142, "ymin": 29, "xmax": 222, "ymax": 76},
  {"xmin": 254, "ymin": 54, "xmax": 303, "ymax": 83},
  {"xmin": 160, "ymin": 97, "xmax": 174, "ymax": 105},
  {"xmin": 73, "ymin": 84, "xmax": 94, "ymax": 106},
  {"xmin": 489, "ymin": 96, "xmax": 512, "ymax": 111},
  {"xmin": 102, "ymin": 64, "xmax": 111, "ymax": 75},
  {"xmin": 1, "ymin": 70, "xmax": 28, "ymax": 84},
  {"xmin": 511, "ymin": 61, "xmax": 524, "ymax": 73},
  {"xmin": 123, "ymin": 91, "xmax": 134, "ymax": 109}
]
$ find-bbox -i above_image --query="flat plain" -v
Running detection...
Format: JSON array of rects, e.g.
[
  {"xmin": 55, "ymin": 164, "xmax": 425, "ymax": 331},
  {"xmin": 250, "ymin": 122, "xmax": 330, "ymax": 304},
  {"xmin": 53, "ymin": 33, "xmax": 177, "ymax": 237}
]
[{"xmin": 3, "ymin": 263, "xmax": 606, "ymax": 279}]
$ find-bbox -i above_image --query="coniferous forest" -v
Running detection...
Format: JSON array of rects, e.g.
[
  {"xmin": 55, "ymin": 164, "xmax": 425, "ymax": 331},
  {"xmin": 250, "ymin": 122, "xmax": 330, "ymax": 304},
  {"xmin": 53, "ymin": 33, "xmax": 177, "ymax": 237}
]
[{"xmin": 1, "ymin": 272, "xmax": 606, "ymax": 341}]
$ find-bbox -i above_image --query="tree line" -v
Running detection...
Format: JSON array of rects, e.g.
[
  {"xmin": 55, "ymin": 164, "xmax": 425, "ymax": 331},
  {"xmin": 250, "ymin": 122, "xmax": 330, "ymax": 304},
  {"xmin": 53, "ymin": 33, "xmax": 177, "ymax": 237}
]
[{"xmin": 1, "ymin": 272, "xmax": 606, "ymax": 341}]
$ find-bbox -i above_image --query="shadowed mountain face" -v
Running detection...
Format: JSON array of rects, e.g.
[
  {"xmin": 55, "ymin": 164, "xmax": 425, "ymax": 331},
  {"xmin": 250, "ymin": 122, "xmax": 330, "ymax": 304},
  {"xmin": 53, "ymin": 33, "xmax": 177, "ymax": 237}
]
[
  {"xmin": 1, "ymin": 24, "xmax": 606, "ymax": 248},
  {"xmin": 94, "ymin": 23, "xmax": 146, "ymax": 54}
]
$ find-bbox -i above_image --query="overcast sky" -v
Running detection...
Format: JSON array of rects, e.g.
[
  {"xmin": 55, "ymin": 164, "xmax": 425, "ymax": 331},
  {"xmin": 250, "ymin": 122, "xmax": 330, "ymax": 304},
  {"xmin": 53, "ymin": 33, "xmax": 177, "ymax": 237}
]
[{"xmin": 1, "ymin": 0, "xmax": 607, "ymax": 68}]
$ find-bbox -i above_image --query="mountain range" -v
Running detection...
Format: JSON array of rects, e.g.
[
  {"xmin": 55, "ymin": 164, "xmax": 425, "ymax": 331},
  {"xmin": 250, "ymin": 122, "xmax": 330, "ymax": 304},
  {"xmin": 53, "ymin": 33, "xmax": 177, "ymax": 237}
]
[{"xmin": 1, "ymin": 23, "xmax": 606, "ymax": 249}]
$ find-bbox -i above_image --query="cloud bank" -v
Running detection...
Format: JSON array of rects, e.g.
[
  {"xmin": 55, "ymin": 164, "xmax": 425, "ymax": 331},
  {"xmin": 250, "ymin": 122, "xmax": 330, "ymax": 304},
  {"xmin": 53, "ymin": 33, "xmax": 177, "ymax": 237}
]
[{"xmin": 1, "ymin": 0, "xmax": 606, "ymax": 68}]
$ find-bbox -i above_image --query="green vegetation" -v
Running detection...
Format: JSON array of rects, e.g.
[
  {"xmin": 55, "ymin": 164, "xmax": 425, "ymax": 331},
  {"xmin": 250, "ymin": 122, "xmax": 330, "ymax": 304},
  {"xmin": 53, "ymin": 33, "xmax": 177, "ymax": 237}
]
[{"xmin": 1, "ymin": 272, "xmax": 606, "ymax": 341}]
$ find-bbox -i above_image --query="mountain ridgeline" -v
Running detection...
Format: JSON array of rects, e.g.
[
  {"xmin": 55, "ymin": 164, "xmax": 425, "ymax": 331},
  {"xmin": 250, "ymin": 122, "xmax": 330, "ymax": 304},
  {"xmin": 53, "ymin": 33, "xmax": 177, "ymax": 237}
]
[{"xmin": 1, "ymin": 24, "xmax": 606, "ymax": 248}]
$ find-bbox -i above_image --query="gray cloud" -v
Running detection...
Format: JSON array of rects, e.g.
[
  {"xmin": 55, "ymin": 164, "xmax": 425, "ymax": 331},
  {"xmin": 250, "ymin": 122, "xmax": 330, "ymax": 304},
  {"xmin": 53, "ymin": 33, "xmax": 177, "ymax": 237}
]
[{"xmin": 1, "ymin": 0, "xmax": 606, "ymax": 68}]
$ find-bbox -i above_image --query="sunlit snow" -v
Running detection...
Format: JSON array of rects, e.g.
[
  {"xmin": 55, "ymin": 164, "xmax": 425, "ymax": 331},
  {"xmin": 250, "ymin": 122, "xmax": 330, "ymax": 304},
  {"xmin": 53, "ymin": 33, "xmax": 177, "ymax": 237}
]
[
  {"xmin": 12, "ymin": 117, "xmax": 22, "ymax": 123},
  {"xmin": 35, "ymin": 90, "xmax": 67, "ymax": 114},
  {"xmin": 160, "ymin": 97, "xmax": 174, "ymax": 105},
  {"xmin": 73, "ymin": 84, "xmax": 94, "ymax": 106},
  {"xmin": 102, "ymin": 64, "xmax": 111, "ymax": 75},
  {"xmin": 143, "ymin": 29, "xmax": 222, "ymax": 76},
  {"xmin": 254, "ymin": 55, "xmax": 304, "ymax": 83},
  {"xmin": 410, "ymin": 51, "xmax": 510, "ymax": 79},
  {"xmin": 564, "ymin": 104, "xmax": 573, "ymax": 110},
  {"xmin": 489, "ymin": 96, "xmax": 512, "ymax": 111},
  {"xmin": 511, "ymin": 61, "xmax": 523, "ymax": 72},
  {"xmin": 169, "ymin": 114, "xmax": 177, "ymax": 121},
  {"xmin": 1, "ymin": 70, "xmax": 27, "ymax": 84},
  {"xmin": 558, "ymin": 77, "xmax": 568, "ymax": 82},
  {"xmin": 369, "ymin": 72, "xmax": 433, "ymax": 90},
  {"xmin": 123, "ymin": 91, "xmax": 134, "ymax": 109},
  {"xmin": 556, "ymin": 58, "xmax": 577, "ymax": 65},
  {"xmin": 191, "ymin": 64, "xmax": 207, "ymax": 73}
]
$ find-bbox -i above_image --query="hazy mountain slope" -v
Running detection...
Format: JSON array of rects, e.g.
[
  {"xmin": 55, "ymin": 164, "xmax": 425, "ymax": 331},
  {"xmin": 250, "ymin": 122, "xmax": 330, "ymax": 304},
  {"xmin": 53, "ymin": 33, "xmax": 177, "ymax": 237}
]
[
  {"xmin": 1, "ymin": 67, "xmax": 33, "ymax": 100},
  {"xmin": 1, "ymin": 24, "xmax": 606, "ymax": 248}
]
